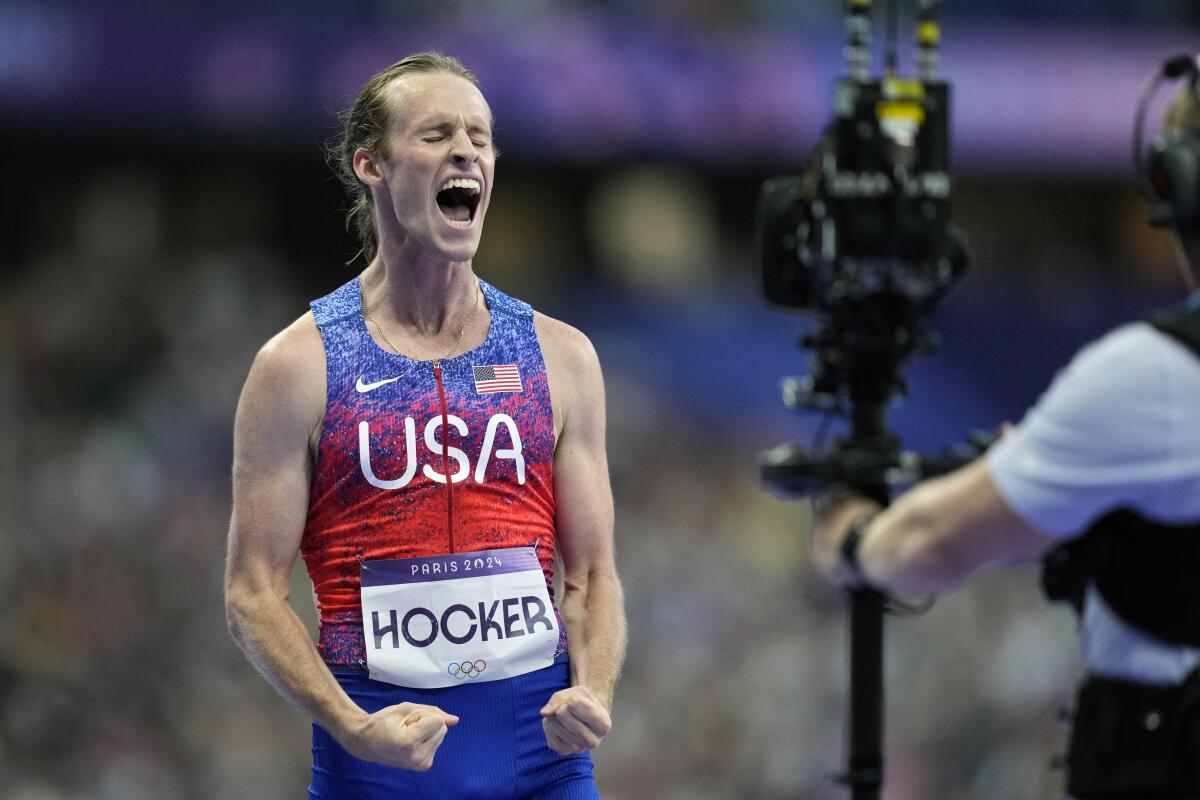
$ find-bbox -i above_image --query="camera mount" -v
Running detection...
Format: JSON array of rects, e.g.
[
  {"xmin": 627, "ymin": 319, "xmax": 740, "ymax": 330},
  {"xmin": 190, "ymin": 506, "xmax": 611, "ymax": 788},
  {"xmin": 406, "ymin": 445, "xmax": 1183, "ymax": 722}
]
[{"xmin": 756, "ymin": 2, "xmax": 973, "ymax": 798}]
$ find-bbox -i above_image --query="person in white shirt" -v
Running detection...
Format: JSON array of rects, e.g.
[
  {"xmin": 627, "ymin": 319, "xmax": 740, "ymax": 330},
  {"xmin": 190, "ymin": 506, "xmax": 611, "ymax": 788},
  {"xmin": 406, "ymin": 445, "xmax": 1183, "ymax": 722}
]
[{"xmin": 810, "ymin": 56, "xmax": 1200, "ymax": 799}]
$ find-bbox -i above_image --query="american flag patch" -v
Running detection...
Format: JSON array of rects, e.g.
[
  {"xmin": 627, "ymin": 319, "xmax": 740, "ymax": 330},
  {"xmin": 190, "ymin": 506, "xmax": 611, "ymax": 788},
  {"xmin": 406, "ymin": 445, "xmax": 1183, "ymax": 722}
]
[{"xmin": 473, "ymin": 364, "xmax": 523, "ymax": 394}]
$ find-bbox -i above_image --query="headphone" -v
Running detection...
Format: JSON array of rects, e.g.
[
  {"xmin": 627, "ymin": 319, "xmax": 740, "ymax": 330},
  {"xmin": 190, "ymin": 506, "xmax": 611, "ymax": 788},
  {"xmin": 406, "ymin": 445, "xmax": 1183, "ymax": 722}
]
[{"xmin": 1134, "ymin": 54, "xmax": 1200, "ymax": 231}]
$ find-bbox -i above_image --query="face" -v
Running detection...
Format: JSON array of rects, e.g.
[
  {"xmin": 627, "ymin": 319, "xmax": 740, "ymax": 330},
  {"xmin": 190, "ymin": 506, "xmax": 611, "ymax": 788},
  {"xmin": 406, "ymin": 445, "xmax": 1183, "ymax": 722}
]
[{"xmin": 358, "ymin": 71, "xmax": 496, "ymax": 263}]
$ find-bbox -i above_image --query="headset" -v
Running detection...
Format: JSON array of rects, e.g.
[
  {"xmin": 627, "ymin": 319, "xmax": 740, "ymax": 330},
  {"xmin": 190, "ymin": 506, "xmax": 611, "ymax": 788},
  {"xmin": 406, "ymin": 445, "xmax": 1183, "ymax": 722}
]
[{"xmin": 1134, "ymin": 53, "xmax": 1200, "ymax": 231}]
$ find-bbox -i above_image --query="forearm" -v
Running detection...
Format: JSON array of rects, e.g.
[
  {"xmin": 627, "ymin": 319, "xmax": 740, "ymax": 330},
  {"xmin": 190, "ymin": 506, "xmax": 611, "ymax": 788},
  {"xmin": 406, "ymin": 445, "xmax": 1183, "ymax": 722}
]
[
  {"xmin": 857, "ymin": 479, "xmax": 982, "ymax": 595},
  {"xmin": 226, "ymin": 587, "xmax": 366, "ymax": 743},
  {"xmin": 854, "ymin": 462, "xmax": 1022, "ymax": 594},
  {"xmin": 814, "ymin": 459, "xmax": 1052, "ymax": 596},
  {"xmin": 560, "ymin": 567, "xmax": 626, "ymax": 709}
]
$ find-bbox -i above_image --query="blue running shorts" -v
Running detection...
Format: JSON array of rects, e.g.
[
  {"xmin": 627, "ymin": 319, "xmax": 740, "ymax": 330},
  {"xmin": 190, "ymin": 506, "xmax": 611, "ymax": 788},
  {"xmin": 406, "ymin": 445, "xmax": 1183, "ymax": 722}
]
[{"xmin": 309, "ymin": 657, "xmax": 598, "ymax": 800}]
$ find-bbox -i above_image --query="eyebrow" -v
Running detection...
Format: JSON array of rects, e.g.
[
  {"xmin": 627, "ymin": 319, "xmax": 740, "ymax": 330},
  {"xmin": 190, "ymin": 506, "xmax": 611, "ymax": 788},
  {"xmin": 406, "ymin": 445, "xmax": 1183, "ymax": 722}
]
[{"xmin": 415, "ymin": 119, "xmax": 492, "ymax": 136}]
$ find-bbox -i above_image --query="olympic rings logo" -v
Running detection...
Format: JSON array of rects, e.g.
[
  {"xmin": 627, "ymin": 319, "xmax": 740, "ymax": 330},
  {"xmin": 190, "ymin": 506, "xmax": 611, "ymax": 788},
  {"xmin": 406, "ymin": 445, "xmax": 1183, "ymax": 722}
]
[{"xmin": 447, "ymin": 660, "xmax": 487, "ymax": 680}]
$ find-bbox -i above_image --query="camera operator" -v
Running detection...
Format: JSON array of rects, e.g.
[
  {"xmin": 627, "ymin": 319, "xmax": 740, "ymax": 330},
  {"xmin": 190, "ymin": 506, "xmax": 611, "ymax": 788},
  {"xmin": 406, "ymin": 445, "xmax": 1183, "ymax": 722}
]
[{"xmin": 811, "ymin": 62, "xmax": 1200, "ymax": 799}]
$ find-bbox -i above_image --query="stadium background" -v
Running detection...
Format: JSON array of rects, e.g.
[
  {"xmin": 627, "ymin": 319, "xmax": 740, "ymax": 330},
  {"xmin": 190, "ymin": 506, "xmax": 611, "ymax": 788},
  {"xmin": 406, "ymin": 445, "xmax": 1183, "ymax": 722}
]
[{"xmin": 1, "ymin": 1, "xmax": 1198, "ymax": 798}]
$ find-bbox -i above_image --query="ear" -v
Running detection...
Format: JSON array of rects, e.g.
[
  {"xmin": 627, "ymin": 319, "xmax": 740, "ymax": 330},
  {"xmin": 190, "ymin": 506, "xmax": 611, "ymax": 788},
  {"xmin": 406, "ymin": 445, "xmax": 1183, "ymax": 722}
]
[{"xmin": 353, "ymin": 147, "xmax": 386, "ymax": 189}]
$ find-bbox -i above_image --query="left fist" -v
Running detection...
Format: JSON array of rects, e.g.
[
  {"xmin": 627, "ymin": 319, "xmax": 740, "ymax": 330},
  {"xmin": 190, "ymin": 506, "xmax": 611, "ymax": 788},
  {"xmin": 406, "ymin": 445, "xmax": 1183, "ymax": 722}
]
[{"xmin": 540, "ymin": 686, "xmax": 612, "ymax": 755}]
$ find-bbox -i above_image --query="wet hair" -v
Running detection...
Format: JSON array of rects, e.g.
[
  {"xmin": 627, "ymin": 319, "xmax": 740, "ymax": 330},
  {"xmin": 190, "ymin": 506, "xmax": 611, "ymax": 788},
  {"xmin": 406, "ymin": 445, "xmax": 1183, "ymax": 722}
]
[{"xmin": 330, "ymin": 52, "xmax": 483, "ymax": 264}]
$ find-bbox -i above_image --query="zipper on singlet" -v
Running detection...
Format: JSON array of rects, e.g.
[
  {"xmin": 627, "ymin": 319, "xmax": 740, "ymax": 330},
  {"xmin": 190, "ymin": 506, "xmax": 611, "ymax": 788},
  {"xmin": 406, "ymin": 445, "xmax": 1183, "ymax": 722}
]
[{"xmin": 432, "ymin": 360, "xmax": 455, "ymax": 553}]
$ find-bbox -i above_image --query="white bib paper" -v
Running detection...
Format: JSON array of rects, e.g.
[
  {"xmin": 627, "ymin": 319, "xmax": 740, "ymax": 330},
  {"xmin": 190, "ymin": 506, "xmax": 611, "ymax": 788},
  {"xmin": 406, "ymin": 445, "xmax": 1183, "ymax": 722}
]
[{"xmin": 360, "ymin": 547, "xmax": 559, "ymax": 688}]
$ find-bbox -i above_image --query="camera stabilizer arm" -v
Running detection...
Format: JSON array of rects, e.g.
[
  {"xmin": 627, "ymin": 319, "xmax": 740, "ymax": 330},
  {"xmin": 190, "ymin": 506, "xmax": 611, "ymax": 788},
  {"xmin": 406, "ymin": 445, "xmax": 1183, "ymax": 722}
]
[{"xmin": 755, "ymin": 2, "xmax": 972, "ymax": 797}]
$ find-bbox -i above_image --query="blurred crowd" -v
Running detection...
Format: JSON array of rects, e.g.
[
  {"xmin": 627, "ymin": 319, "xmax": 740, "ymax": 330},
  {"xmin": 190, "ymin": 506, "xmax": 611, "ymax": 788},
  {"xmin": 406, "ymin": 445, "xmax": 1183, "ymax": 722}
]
[{"xmin": 0, "ymin": 169, "xmax": 311, "ymax": 799}]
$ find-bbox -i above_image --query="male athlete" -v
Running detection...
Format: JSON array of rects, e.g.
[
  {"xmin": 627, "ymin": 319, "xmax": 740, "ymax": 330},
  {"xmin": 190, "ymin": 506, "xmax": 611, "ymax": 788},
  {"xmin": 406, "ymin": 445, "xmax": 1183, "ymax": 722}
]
[
  {"xmin": 811, "ymin": 57, "xmax": 1200, "ymax": 798},
  {"xmin": 224, "ymin": 53, "xmax": 625, "ymax": 799}
]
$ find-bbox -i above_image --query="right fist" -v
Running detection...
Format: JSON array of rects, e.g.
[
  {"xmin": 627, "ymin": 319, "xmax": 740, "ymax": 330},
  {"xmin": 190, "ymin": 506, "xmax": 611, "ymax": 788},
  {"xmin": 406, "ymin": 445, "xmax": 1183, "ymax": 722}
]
[{"xmin": 344, "ymin": 702, "xmax": 459, "ymax": 771}]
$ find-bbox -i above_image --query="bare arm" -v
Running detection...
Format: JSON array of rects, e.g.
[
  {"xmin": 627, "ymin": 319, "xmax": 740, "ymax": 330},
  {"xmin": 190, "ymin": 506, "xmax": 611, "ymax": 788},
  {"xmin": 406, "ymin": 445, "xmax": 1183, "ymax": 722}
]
[
  {"xmin": 536, "ymin": 314, "xmax": 626, "ymax": 753},
  {"xmin": 813, "ymin": 322, "xmax": 1192, "ymax": 596},
  {"xmin": 225, "ymin": 315, "xmax": 455, "ymax": 770},
  {"xmin": 811, "ymin": 458, "xmax": 1054, "ymax": 596}
]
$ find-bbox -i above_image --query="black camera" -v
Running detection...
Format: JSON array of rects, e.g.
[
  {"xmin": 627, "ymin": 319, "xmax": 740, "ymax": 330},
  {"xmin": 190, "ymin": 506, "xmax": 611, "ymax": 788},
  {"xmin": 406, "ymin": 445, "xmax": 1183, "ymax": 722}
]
[
  {"xmin": 756, "ymin": 2, "xmax": 968, "ymax": 316},
  {"xmin": 756, "ymin": 1, "xmax": 972, "ymax": 482}
]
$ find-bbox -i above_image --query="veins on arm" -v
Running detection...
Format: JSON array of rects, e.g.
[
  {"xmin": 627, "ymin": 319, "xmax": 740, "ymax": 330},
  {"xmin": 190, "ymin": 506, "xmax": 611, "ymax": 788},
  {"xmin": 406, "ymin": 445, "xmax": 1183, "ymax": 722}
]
[
  {"xmin": 222, "ymin": 317, "xmax": 365, "ymax": 737},
  {"xmin": 538, "ymin": 314, "xmax": 626, "ymax": 706}
]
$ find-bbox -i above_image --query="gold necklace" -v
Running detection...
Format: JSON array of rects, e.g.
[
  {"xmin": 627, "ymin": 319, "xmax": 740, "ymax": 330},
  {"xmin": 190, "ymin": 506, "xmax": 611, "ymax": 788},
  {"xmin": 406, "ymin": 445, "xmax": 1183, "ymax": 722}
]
[{"xmin": 363, "ymin": 280, "xmax": 482, "ymax": 367}]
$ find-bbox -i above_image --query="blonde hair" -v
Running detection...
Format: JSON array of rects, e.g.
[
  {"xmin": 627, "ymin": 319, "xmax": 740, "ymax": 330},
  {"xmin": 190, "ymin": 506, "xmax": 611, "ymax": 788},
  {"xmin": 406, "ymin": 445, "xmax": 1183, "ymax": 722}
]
[{"xmin": 330, "ymin": 52, "xmax": 483, "ymax": 264}]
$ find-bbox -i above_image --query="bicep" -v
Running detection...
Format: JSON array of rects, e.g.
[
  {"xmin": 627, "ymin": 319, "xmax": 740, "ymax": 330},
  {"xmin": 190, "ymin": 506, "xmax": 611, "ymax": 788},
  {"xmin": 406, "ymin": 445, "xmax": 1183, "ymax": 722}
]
[
  {"xmin": 551, "ymin": 338, "xmax": 615, "ymax": 579},
  {"xmin": 226, "ymin": 345, "xmax": 320, "ymax": 599}
]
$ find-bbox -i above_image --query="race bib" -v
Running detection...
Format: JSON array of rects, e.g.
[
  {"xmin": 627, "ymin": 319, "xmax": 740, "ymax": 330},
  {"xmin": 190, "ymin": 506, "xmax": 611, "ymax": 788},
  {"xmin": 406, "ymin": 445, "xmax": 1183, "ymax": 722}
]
[{"xmin": 360, "ymin": 547, "xmax": 559, "ymax": 689}]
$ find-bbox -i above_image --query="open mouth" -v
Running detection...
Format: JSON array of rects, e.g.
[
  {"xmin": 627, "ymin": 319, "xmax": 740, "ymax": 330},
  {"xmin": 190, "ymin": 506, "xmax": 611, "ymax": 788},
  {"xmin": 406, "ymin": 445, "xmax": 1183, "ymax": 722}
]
[{"xmin": 436, "ymin": 178, "xmax": 482, "ymax": 226}]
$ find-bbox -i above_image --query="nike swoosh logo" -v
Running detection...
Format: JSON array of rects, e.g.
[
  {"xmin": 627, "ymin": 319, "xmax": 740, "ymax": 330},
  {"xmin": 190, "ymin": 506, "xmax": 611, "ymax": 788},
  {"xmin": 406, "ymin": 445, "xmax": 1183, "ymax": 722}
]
[{"xmin": 356, "ymin": 376, "xmax": 402, "ymax": 393}]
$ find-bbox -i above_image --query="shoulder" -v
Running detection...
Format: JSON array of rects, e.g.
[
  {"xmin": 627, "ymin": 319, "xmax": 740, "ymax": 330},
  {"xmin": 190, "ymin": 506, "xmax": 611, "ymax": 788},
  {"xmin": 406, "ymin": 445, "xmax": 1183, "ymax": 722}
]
[
  {"xmin": 1030, "ymin": 319, "xmax": 1198, "ymax": 436},
  {"xmin": 1028, "ymin": 322, "xmax": 1189, "ymax": 422},
  {"xmin": 252, "ymin": 311, "xmax": 325, "ymax": 387},
  {"xmin": 1063, "ymin": 321, "xmax": 1192, "ymax": 382},
  {"xmin": 986, "ymin": 321, "xmax": 1198, "ymax": 536},
  {"xmin": 237, "ymin": 311, "xmax": 326, "ymax": 441},
  {"xmin": 534, "ymin": 312, "xmax": 602, "ymax": 376},
  {"xmin": 533, "ymin": 312, "xmax": 605, "ymax": 437}
]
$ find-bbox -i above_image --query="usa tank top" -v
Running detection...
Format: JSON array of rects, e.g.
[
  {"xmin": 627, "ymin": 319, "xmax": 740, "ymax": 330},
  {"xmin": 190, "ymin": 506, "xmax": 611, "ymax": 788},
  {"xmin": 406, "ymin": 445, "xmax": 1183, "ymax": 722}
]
[{"xmin": 301, "ymin": 274, "xmax": 560, "ymax": 667}]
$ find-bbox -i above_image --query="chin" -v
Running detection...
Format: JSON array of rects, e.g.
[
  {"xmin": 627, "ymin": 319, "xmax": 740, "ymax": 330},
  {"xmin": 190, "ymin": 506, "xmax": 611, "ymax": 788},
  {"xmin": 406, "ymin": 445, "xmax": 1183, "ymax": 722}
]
[
  {"xmin": 435, "ymin": 221, "xmax": 484, "ymax": 263},
  {"xmin": 438, "ymin": 239, "xmax": 481, "ymax": 264}
]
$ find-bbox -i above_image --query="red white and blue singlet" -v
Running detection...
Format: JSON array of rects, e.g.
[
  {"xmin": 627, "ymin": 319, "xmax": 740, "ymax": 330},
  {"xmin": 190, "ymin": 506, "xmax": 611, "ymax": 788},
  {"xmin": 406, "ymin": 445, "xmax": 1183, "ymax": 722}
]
[
  {"xmin": 303, "ymin": 275, "xmax": 564, "ymax": 670},
  {"xmin": 303, "ymin": 276, "xmax": 597, "ymax": 800}
]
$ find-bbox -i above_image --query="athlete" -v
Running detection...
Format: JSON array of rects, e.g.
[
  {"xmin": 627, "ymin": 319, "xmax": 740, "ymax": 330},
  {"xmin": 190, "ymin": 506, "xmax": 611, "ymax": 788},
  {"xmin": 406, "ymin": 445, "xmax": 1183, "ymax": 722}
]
[
  {"xmin": 224, "ymin": 52, "xmax": 626, "ymax": 799},
  {"xmin": 810, "ymin": 58, "xmax": 1200, "ymax": 798}
]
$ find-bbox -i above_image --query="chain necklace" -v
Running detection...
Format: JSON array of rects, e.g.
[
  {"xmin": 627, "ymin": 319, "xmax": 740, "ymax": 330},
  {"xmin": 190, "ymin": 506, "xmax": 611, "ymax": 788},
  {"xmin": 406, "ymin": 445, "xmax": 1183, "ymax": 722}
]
[{"xmin": 363, "ymin": 280, "xmax": 482, "ymax": 366}]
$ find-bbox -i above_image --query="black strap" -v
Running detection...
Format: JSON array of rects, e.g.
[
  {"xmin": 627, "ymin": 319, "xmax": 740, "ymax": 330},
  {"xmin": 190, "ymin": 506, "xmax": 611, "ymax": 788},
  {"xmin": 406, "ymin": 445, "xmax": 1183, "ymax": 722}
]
[
  {"xmin": 1088, "ymin": 510, "xmax": 1200, "ymax": 647},
  {"xmin": 1148, "ymin": 302, "xmax": 1200, "ymax": 357},
  {"xmin": 1042, "ymin": 511, "xmax": 1200, "ymax": 647}
]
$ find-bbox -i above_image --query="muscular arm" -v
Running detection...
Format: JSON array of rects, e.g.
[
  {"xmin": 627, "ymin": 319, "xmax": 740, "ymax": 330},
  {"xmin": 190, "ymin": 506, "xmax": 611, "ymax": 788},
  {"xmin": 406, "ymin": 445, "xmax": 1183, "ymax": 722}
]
[
  {"xmin": 225, "ymin": 315, "xmax": 455, "ymax": 770},
  {"xmin": 537, "ymin": 314, "xmax": 626, "ymax": 752},
  {"xmin": 813, "ymin": 458, "xmax": 1054, "ymax": 596}
]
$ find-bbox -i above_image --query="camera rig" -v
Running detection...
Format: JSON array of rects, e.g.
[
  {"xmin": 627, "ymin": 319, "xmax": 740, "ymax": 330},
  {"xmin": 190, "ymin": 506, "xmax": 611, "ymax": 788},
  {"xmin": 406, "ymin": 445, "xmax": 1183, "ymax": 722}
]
[{"xmin": 756, "ymin": 2, "xmax": 972, "ymax": 798}]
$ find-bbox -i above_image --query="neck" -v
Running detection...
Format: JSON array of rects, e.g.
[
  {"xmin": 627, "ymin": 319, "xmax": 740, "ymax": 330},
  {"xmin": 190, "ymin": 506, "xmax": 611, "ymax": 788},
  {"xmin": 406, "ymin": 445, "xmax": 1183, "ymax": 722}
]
[{"xmin": 363, "ymin": 240, "xmax": 478, "ymax": 334}]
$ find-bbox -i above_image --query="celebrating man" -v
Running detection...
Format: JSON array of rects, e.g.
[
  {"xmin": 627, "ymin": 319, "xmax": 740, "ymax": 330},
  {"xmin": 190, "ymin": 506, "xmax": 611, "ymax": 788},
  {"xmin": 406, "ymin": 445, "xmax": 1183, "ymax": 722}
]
[{"xmin": 224, "ymin": 52, "xmax": 625, "ymax": 799}]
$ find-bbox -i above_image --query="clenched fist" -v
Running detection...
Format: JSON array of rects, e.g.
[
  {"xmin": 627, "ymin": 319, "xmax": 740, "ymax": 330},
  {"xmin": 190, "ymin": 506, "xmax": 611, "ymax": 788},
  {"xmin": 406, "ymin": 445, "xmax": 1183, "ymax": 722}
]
[
  {"xmin": 343, "ymin": 702, "xmax": 459, "ymax": 771},
  {"xmin": 540, "ymin": 686, "xmax": 612, "ymax": 755}
]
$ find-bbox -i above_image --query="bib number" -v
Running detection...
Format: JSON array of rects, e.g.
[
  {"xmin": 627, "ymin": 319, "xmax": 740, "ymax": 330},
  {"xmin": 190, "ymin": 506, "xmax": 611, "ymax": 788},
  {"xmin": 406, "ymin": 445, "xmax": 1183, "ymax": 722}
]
[{"xmin": 360, "ymin": 547, "xmax": 559, "ymax": 688}]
